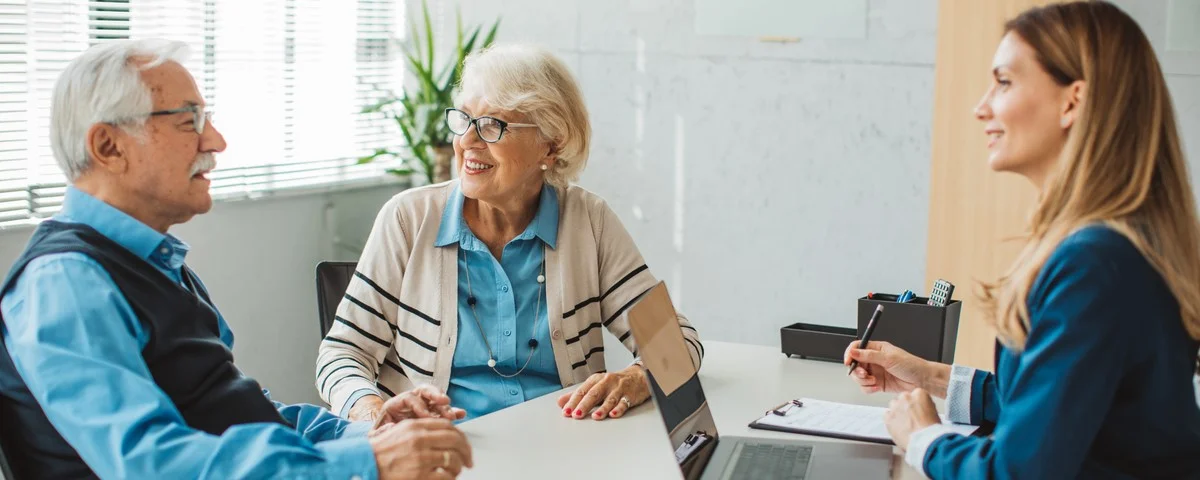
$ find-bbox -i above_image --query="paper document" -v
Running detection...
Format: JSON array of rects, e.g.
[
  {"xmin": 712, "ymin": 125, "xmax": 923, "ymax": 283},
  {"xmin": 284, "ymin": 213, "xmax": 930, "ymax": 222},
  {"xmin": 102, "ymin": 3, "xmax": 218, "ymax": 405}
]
[{"xmin": 751, "ymin": 398, "xmax": 978, "ymax": 444}]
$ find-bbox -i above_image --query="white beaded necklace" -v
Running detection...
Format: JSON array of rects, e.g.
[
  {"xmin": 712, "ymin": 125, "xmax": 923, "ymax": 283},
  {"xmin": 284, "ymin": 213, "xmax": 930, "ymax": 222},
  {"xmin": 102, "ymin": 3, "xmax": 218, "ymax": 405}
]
[{"xmin": 461, "ymin": 247, "xmax": 546, "ymax": 378}]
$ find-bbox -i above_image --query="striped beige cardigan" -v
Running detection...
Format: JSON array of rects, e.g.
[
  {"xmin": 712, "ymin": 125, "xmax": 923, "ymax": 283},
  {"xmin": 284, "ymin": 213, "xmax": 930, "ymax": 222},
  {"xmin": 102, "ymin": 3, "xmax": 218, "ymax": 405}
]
[{"xmin": 315, "ymin": 180, "xmax": 704, "ymax": 416}]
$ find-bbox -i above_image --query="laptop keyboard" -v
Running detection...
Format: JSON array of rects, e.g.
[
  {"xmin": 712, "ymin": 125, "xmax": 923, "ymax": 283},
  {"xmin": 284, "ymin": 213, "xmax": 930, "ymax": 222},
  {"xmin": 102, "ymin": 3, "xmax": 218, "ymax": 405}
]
[{"xmin": 725, "ymin": 442, "xmax": 813, "ymax": 479}]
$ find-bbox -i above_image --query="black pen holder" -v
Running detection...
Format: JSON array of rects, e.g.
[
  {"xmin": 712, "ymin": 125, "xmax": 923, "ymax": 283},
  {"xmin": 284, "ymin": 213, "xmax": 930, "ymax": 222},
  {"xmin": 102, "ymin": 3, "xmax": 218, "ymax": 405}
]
[{"xmin": 857, "ymin": 294, "xmax": 962, "ymax": 364}]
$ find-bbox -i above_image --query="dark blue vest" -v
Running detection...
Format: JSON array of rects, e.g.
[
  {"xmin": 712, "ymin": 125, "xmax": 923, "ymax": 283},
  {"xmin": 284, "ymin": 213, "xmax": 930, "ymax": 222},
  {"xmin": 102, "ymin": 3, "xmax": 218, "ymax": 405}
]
[{"xmin": 0, "ymin": 221, "xmax": 289, "ymax": 479}]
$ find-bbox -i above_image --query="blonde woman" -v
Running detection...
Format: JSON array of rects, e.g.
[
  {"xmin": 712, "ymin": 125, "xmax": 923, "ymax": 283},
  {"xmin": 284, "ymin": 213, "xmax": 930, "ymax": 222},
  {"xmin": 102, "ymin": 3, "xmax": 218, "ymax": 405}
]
[
  {"xmin": 844, "ymin": 2, "xmax": 1200, "ymax": 478},
  {"xmin": 316, "ymin": 44, "xmax": 703, "ymax": 424}
]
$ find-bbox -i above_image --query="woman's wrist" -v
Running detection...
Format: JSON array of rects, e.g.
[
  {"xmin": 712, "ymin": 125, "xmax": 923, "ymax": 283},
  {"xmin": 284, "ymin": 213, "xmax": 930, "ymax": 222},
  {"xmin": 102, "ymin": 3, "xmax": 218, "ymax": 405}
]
[
  {"xmin": 348, "ymin": 395, "xmax": 384, "ymax": 422},
  {"xmin": 619, "ymin": 364, "xmax": 645, "ymax": 382},
  {"xmin": 922, "ymin": 361, "xmax": 951, "ymax": 399},
  {"xmin": 618, "ymin": 364, "xmax": 651, "ymax": 403}
]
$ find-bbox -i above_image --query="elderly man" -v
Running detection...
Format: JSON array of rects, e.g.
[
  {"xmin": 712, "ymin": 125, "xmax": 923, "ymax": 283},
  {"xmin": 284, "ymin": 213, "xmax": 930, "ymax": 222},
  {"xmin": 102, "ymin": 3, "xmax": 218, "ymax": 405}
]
[{"xmin": 0, "ymin": 39, "xmax": 471, "ymax": 479}]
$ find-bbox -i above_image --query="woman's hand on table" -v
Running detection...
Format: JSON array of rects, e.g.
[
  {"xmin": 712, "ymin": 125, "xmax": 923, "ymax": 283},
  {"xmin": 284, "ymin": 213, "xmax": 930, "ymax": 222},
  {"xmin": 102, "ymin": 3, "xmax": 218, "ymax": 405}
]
[{"xmin": 556, "ymin": 365, "xmax": 650, "ymax": 420}]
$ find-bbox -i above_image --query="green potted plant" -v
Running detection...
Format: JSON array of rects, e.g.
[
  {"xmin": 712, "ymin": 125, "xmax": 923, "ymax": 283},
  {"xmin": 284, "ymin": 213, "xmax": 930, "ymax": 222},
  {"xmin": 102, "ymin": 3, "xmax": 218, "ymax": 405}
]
[{"xmin": 359, "ymin": 0, "xmax": 500, "ymax": 184}]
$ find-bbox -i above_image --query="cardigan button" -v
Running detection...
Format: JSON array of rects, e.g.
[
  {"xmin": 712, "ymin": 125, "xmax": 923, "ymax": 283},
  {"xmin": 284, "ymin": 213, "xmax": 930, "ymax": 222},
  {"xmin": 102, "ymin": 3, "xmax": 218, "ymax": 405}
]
[{"xmin": 552, "ymin": 329, "xmax": 562, "ymax": 340}]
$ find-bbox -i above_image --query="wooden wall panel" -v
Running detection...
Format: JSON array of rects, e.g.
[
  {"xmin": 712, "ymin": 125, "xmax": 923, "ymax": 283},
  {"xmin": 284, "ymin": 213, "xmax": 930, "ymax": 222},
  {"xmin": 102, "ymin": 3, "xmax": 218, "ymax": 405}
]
[{"xmin": 927, "ymin": 0, "xmax": 1052, "ymax": 368}]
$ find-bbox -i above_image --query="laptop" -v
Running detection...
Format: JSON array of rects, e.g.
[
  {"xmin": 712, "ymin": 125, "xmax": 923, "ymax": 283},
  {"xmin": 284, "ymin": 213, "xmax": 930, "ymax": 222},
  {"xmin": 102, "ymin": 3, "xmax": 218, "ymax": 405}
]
[{"xmin": 626, "ymin": 282, "xmax": 893, "ymax": 480}]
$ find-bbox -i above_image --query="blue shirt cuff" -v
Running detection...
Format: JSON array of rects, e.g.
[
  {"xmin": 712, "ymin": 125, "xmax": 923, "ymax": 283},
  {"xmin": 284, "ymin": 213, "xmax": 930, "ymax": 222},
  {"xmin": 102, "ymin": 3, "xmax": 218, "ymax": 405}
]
[
  {"xmin": 945, "ymin": 365, "xmax": 976, "ymax": 424},
  {"xmin": 340, "ymin": 389, "xmax": 381, "ymax": 419},
  {"xmin": 905, "ymin": 423, "xmax": 959, "ymax": 477},
  {"xmin": 316, "ymin": 436, "xmax": 379, "ymax": 480}
]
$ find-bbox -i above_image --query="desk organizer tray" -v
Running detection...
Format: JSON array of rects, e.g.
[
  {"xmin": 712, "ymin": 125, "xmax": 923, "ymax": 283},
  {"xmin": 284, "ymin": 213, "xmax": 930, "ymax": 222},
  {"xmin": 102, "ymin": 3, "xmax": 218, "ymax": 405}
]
[{"xmin": 780, "ymin": 323, "xmax": 858, "ymax": 363}]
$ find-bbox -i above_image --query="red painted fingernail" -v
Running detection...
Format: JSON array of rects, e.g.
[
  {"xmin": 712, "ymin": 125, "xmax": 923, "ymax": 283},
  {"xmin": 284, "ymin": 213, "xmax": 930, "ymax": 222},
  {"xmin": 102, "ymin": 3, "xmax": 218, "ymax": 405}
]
[
  {"xmin": 593, "ymin": 412, "xmax": 603, "ymax": 419},
  {"xmin": 574, "ymin": 409, "xmax": 582, "ymax": 417},
  {"xmin": 611, "ymin": 410, "xmax": 620, "ymax": 417}
]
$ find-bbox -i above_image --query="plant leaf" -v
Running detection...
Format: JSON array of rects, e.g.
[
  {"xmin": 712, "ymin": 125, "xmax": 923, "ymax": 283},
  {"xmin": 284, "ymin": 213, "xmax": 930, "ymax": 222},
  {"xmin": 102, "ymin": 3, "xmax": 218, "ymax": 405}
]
[
  {"xmin": 412, "ymin": 103, "xmax": 435, "ymax": 138},
  {"xmin": 357, "ymin": 148, "xmax": 394, "ymax": 164},
  {"xmin": 482, "ymin": 18, "xmax": 501, "ymax": 48},
  {"xmin": 361, "ymin": 96, "xmax": 397, "ymax": 114},
  {"xmin": 394, "ymin": 118, "xmax": 435, "ymax": 184},
  {"xmin": 410, "ymin": 143, "xmax": 435, "ymax": 183},
  {"xmin": 436, "ymin": 11, "xmax": 470, "ymax": 90},
  {"xmin": 422, "ymin": 0, "xmax": 435, "ymax": 77},
  {"xmin": 439, "ymin": 71, "xmax": 457, "ymax": 103},
  {"xmin": 456, "ymin": 6, "xmax": 464, "ymax": 54},
  {"xmin": 398, "ymin": 94, "xmax": 416, "ymax": 118},
  {"xmin": 396, "ymin": 117, "xmax": 419, "ymax": 148},
  {"xmin": 406, "ymin": 13, "xmax": 422, "ymax": 61},
  {"xmin": 440, "ymin": 26, "xmax": 481, "ymax": 93},
  {"xmin": 402, "ymin": 51, "xmax": 438, "ymax": 104},
  {"xmin": 435, "ymin": 65, "xmax": 454, "ymax": 92},
  {"xmin": 460, "ymin": 26, "xmax": 481, "ymax": 57}
]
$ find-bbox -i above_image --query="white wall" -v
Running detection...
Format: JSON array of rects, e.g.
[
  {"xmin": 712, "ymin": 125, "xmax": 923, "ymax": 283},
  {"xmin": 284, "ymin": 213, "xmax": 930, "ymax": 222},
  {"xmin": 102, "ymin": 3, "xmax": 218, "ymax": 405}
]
[{"xmin": 0, "ymin": 184, "xmax": 402, "ymax": 405}]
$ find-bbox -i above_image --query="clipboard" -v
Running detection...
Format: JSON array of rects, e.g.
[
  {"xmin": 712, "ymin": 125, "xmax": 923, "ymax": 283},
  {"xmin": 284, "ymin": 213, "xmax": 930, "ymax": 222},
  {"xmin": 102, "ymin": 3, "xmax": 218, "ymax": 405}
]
[
  {"xmin": 747, "ymin": 397, "xmax": 978, "ymax": 445},
  {"xmin": 748, "ymin": 418, "xmax": 896, "ymax": 445}
]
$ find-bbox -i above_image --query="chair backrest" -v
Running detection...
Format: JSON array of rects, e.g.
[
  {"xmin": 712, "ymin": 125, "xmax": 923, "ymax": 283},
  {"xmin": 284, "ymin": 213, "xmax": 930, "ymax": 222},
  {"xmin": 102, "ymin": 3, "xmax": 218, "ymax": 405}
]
[{"xmin": 315, "ymin": 261, "xmax": 357, "ymax": 338}]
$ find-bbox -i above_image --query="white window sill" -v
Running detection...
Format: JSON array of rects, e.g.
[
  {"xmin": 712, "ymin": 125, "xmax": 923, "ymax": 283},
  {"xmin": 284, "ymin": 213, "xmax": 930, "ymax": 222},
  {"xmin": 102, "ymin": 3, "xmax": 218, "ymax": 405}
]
[{"xmin": 0, "ymin": 174, "xmax": 411, "ymax": 233}]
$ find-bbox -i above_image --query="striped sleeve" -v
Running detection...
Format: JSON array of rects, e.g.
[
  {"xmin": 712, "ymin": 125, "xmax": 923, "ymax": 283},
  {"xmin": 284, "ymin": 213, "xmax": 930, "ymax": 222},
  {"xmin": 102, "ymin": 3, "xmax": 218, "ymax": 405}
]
[
  {"xmin": 315, "ymin": 198, "xmax": 409, "ymax": 416},
  {"xmin": 591, "ymin": 199, "xmax": 703, "ymax": 369}
]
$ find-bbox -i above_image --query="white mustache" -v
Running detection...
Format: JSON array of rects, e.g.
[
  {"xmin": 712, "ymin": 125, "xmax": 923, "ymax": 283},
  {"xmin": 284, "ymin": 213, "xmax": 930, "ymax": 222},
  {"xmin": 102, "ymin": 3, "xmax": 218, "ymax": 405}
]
[{"xmin": 190, "ymin": 153, "xmax": 216, "ymax": 176}]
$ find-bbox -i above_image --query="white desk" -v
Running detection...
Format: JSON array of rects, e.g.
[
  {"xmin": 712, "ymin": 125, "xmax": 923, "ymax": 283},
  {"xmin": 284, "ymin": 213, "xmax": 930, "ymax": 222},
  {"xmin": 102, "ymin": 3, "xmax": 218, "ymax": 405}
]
[{"xmin": 457, "ymin": 341, "xmax": 923, "ymax": 479}]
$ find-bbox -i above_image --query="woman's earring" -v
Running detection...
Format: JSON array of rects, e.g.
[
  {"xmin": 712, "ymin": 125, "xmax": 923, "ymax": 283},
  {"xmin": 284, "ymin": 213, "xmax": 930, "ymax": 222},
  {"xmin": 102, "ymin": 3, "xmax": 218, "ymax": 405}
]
[{"xmin": 540, "ymin": 164, "xmax": 549, "ymax": 171}]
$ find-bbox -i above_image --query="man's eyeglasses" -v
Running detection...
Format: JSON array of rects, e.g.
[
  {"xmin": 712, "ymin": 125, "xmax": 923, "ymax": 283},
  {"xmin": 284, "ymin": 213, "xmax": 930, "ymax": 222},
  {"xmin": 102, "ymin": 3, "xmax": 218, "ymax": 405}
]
[
  {"xmin": 148, "ymin": 104, "xmax": 213, "ymax": 134},
  {"xmin": 445, "ymin": 108, "xmax": 537, "ymax": 143}
]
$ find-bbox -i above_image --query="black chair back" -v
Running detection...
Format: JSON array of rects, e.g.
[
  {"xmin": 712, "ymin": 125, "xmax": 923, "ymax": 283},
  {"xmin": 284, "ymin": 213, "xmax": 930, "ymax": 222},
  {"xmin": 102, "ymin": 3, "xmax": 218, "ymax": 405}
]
[{"xmin": 315, "ymin": 261, "xmax": 357, "ymax": 338}]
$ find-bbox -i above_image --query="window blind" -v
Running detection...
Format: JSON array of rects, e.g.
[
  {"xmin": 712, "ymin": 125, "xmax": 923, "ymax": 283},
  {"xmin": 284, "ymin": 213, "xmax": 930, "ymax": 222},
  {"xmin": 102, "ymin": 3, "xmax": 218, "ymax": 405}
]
[{"xmin": 0, "ymin": 0, "xmax": 405, "ymax": 227}]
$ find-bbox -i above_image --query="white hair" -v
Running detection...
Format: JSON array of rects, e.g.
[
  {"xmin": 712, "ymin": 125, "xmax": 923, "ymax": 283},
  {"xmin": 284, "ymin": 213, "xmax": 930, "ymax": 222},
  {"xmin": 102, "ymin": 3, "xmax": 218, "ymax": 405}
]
[
  {"xmin": 50, "ymin": 39, "xmax": 190, "ymax": 181},
  {"xmin": 457, "ymin": 44, "xmax": 591, "ymax": 188}
]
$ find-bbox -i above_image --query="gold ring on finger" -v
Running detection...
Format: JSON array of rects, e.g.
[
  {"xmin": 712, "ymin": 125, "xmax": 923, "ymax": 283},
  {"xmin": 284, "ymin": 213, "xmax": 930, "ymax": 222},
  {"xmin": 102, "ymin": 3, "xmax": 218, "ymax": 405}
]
[{"xmin": 620, "ymin": 397, "xmax": 632, "ymax": 409}]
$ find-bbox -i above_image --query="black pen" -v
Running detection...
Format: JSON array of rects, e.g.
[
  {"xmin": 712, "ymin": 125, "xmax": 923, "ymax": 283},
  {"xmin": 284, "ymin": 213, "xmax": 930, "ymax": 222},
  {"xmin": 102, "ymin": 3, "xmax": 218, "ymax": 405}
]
[{"xmin": 848, "ymin": 304, "xmax": 885, "ymax": 375}]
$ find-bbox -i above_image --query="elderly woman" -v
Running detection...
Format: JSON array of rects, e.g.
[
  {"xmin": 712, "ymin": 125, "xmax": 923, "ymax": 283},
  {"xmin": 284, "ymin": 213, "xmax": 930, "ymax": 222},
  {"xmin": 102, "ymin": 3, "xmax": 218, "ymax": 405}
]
[{"xmin": 316, "ymin": 44, "xmax": 703, "ymax": 423}]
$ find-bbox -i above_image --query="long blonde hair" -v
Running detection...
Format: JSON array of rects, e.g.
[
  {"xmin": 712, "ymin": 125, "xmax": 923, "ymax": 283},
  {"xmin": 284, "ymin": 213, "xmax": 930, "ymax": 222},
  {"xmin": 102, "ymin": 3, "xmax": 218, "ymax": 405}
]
[{"xmin": 980, "ymin": 1, "xmax": 1200, "ymax": 356}]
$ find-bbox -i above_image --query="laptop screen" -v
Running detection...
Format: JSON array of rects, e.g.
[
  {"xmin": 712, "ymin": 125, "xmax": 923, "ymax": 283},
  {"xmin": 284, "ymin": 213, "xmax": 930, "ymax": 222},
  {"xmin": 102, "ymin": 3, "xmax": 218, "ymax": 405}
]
[{"xmin": 626, "ymin": 282, "xmax": 720, "ymax": 480}]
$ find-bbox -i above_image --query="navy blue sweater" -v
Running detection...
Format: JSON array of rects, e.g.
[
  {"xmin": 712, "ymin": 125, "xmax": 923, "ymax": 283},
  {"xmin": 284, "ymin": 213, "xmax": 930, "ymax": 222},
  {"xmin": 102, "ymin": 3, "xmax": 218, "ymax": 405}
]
[{"xmin": 924, "ymin": 226, "xmax": 1200, "ymax": 479}]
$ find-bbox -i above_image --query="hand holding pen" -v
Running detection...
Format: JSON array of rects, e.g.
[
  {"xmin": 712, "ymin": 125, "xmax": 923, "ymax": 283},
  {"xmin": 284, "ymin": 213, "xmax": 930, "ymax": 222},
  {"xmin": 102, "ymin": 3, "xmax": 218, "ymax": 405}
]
[
  {"xmin": 848, "ymin": 305, "xmax": 884, "ymax": 374},
  {"xmin": 844, "ymin": 339, "xmax": 951, "ymax": 397}
]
